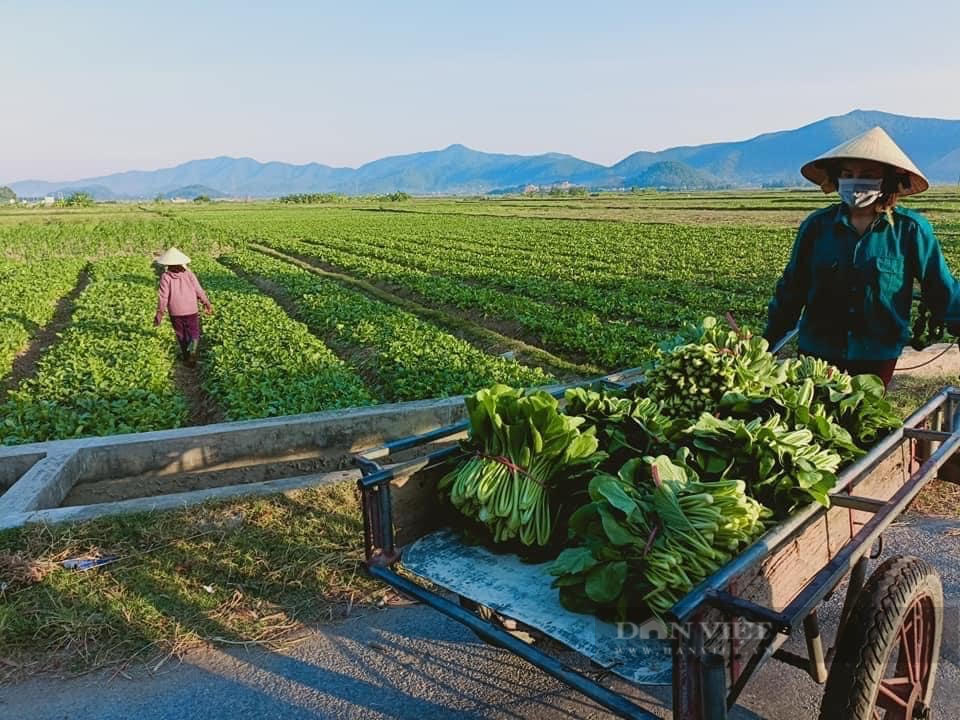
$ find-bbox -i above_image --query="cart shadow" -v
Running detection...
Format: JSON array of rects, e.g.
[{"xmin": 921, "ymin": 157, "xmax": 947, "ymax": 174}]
[
  {"xmin": 318, "ymin": 611, "xmax": 642, "ymax": 719},
  {"xmin": 316, "ymin": 609, "xmax": 776, "ymax": 719}
]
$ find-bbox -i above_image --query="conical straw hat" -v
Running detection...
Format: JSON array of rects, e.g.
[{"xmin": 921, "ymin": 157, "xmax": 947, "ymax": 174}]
[
  {"xmin": 801, "ymin": 126, "xmax": 928, "ymax": 196},
  {"xmin": 156, "ymin": 247, "xmax": 191, "ymax": 266}
]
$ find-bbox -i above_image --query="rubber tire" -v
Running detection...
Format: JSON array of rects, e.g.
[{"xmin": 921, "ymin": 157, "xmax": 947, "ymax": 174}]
[{"xmin": 819, "ymin": 556, "xmax": 943, "ymax": 720}]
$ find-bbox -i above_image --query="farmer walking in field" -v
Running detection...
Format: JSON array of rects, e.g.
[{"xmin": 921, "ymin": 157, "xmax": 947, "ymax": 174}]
[
  {"xmin": 154, "ymin": 247, "xmax": 213, "ymax": 366},
  {"xmin": 764, "ymin": 126, "xmax": 960, "ymax": 387}
]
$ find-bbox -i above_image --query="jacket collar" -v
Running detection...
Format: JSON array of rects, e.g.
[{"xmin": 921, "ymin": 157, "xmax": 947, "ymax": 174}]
[{"xmin": 833, "ymin": 203, "xmax": 892, "ymax": 233}]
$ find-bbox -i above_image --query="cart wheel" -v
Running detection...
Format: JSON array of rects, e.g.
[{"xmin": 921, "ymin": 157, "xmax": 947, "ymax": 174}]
[{"xmin": 819, "ymin": 556, "xmax": 942, "ymax": 720}]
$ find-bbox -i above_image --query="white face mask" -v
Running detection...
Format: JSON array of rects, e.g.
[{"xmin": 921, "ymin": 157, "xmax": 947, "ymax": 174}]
[{"xmin": 838, "ymin": 177, "xmax": 883, "ymax": 208}]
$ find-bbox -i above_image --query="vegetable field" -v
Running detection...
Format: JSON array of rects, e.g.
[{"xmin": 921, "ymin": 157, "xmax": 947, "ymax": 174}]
[{"xmin": 2, "ymin": 189, "xmax": 960, "ymax": 446}]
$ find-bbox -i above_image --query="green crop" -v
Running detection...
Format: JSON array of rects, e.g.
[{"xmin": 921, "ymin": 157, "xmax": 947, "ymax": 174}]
[
  {"xmin": 0, "ymin": 258, "xmax": 188, "ymax": 444},
  {"xmin": 222, "ymin": 250, "xmax": 553, "ymax": 401},
  {"xmin": 192, "ymin": 208, "xmax": 784, "ymax": 368},
  {"xmin": 189, "ymin": 258, "xmax": 375, "ymax": 419},
  {"xmin": 548, "ymin": 455, "xmax": 769, "ymax": 621},
  {"xmin": 447, "ymin": 315, "xmax": 904, "ymax": 622},
  {"xmin": 438, "ymin": 385, "xmax": 601, "ymax": 547},
  {"xmin": 0, "ymin": 259, "xmax": 85, "ymax": 382}
]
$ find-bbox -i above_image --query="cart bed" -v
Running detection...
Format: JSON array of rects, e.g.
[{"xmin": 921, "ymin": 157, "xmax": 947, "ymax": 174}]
[{"xmin": 402, "ymin": 529, "xmax": 673, "ymax": 684}]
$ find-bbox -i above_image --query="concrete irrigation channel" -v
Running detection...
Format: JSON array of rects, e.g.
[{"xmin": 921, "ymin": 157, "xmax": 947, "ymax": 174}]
[{"xmin": 0, "ymin": 394, "xmax": 472, "ymax": 530}]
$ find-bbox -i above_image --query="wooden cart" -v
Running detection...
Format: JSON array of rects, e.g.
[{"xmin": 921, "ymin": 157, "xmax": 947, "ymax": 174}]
[{"xmin": 355, "ymin": 380, "xmax": 958, "ymax": 720}]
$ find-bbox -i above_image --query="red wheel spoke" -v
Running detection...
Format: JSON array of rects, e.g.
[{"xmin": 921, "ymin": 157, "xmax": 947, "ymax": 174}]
[
  {"xmin": 914, "ymin": 603, "xmax": 924, "ymax": 684},
  {"xmin": 877, "ymin": 678, "xmax": 912, "ymax": 712},
  {"xmin": 899, "ymin": 620, "xmax": 917, "ymax": 684},
  {"xmin": 826, "ymin": 562, "xmax": 941, "ymax": 720}
]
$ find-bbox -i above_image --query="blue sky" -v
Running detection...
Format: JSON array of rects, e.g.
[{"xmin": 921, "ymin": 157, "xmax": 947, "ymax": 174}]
[{"xmin": 2, "ymin": 1, "xmax": 959, "ymax": 181}]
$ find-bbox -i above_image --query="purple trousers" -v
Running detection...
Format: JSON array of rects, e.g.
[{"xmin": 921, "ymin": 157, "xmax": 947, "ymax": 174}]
[{"xmin": 170, "ymin": 314, "xmax": 200, "ymax": 353}]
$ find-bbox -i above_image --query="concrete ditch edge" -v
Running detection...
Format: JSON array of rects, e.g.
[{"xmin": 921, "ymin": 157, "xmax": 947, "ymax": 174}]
[{"xmin": 1, "ymin": 468, "xmax": 360, "ymax": 529}]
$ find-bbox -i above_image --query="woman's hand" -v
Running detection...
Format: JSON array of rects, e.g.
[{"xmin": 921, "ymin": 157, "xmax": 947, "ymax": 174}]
[
  {"xmin": 154, "ymin": 312, "xmax": 163, "ymax": 327},
  {"xmin": 204, "ymin": 305, "xmax": 213, "ymax": 316}
]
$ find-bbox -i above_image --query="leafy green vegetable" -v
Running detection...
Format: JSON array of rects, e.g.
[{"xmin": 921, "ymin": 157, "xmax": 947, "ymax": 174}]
[
  {"xmin": 682, "ymin": 413, "xmax": 841, "ymax": 517},
  {"xmin": 548, "ymin": 455, "xmax": 769, "ymax": 621},
  {"xmin": 782, "ymin": 356, "xmax": 901, "ymax": 447},
  {"xmin": 563, "ymin": 384, "xmax": 676, "ymax": 469},
  {"xmin": 0, "ymin": 259, "xmax": 85, "ymax": 384},
  {"xmin": 0, "ymin": 258, "xmax": 188, "ymax": 444},
  {"xmin": 643, "ymin": 317, "xmax": 785, "ymax": 418},
  {"xmin": 437, "ymin": 385, "xmax": 601, "ymax": 546}
]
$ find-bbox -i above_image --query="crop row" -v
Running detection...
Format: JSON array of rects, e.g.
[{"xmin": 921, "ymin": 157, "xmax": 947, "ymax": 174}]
[
  {"xmin": 244, "ymin": 235, "xmax": 662, "ymax": 369},
  {"xmin": 222, "ymin": 250, "xmax": 554, "ymax": 402},
  {"xmin": 187, "ymin": 257, "xmax": 376, "ymax": 419},
  {"xmin": 0, "ymin": 214, "xmax": 230, "ymax": 262},
  {"xmin": 293, "ymin": 229, "xmax": 771, "ymax": 325},
  {"xmin": 198, "ymin": 210, "xmax": 783, "ymax": 366},
  {"xmin": 0, "ymin": 259, "xmax": 86, "ymax": 382},
  {"xmin": 202, "ymin": 207, "xmax": 788, "ymax": 296},
  {"xmin": 0, "ymin": 258, "xmax": 188, "ymax": 445}
]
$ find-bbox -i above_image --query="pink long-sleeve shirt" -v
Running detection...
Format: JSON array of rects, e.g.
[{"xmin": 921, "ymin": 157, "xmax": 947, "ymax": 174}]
[{"xmin": 156, "ymin": 269, "xmax": 211, "ymax": 318}]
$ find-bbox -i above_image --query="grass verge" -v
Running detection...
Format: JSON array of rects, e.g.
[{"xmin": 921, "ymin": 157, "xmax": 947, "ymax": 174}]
[{"xmin": 0, "ymin": 482, "xmax": 382, "ymax": 681}]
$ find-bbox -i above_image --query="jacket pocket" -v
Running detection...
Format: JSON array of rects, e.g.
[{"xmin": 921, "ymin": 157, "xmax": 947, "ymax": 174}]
[
  {"xmin": 804, "ymin": 258, "xmax": 846, "ymax": 342},
  {"xmin": 869, "ymin": 256, "xmax": 909, "ymax": 344}
]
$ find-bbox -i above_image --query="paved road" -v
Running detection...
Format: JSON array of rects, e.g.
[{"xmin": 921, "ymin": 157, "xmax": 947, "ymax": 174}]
[{"xmin": 3, "ymin": 514, "xmax": 959, "ymax": 720}]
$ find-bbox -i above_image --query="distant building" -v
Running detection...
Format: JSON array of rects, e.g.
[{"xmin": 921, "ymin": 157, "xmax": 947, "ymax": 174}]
[
  {"xmin": 42, "ymin": 196, "xmax": 55, "ymax": 206},
  {"xmin": 523, "ymin": 184, "xmax": 539, "ymax": 194}
]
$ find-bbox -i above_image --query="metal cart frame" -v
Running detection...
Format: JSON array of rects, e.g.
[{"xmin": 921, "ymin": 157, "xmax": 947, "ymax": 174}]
[{"xmin": 355, "ymin": 378, "xmax": 959, "ymax": 720}]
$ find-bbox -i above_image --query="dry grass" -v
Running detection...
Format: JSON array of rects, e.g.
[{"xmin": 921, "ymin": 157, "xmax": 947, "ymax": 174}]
[{"xmin": 0, "ymin": 481, "xmax": 383, "ymax": 681}]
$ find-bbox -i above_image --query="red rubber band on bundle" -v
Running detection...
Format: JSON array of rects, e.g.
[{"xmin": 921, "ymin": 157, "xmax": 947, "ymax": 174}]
[
  {"xmin": 724, "ymin": 311, "xmax": 741, "ymax": 334},
  {"xmin": 475, "ymin": 452, "xmax": 531, "ymax": 478},
  {"xmin": 650, "ymin": 464, "xmax": 662, "ymax": 488},
  {"xmin": 474, "ymin": 452, "xmax": 551, "ymax": 489}
]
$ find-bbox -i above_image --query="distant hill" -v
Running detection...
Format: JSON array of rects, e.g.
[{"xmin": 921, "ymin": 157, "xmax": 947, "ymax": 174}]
[
  {"xmin": 9, "ymin": 110, "xmax": 960, "ymax": 197},
  {"xmin": 0, "ymin": 186, "xmax": 15, "ymax": 202},
  {"xmin": 158, "ymin": 185, "xmax": 225, "ymax": 200},
  {"xmin": 54, "ymin": 185, "xmax": 118, "ymax": 201},
  {"xmin": 624, "ymin": 161, "xmax": 722, "ymax": 189},
  {"xmin": 608, "ymin": 109, "xmax": 960, "ymax": 187}
]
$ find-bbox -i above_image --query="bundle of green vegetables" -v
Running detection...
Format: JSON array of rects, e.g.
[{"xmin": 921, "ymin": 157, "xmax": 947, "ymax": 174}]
[
  {"xmin": 548, "ymin": 455, "xmax": 769, "ymax": 621},
  {"xmin": 439, "ymin": 315, "xmax": 904, "ymax": 623},
  {"xmin": 437, "ymin": 384, "xmax": 600, "ymax": 546},
  {"xmin": 563, "ymin": 385, "xmax": 676, "ymax": 470},
  {"xmin": 781, "ymin": 356, "xmax": 901, "ymax": 447},
  {"xmin": 683, "ymin": 413, "xmax": 841, "ymax": 517},
  {"xmin": 643, "ymin": 317, "xmax": 785, "ymax": 419}
]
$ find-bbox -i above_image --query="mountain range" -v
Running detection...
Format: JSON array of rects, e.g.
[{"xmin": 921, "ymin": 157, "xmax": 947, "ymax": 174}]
[{"xmin": 9, "ymin": 110, "xmax": 960, "ymax": 199}]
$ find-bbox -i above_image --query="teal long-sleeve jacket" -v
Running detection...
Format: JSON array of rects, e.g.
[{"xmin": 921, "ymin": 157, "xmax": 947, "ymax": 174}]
[{"xmin": 764, "ymin": 204, "xmax": 960, "ymax": 362}]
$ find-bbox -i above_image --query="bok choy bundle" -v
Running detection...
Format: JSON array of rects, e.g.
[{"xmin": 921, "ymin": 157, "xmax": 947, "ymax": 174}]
[{"xmin": 437, "ymin": 384, "xmax": 600, "ymax": 546}]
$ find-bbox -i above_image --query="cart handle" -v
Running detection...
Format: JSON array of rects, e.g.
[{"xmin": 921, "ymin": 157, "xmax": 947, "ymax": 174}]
[{"xmin": 770, "ymin": 326, "xmax": 798, "ymax": 355}]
